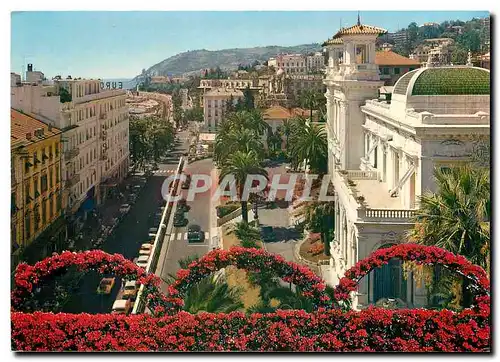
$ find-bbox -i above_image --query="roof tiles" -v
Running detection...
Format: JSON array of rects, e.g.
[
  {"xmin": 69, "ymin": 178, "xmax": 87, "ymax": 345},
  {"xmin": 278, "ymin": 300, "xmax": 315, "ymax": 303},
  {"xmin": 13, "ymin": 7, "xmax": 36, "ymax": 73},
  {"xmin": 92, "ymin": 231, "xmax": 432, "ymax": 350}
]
[{"xmin": 11, "ymin": 109, "xmax": 61, "ymax": 147}]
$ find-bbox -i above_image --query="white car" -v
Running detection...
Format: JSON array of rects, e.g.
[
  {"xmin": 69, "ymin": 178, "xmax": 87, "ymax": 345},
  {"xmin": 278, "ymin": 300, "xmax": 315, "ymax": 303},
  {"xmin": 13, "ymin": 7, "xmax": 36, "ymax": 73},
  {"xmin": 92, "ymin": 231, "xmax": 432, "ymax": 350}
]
[
  {"xmin": 139, "ymin": 248, "xmax": 151, "ymax": 256},
  {"xmin": 111, "ymin": 299, "xmax": 132, "ymax": 315},
  {"xmin": 148, "ymin": 227, "xmax": 158, "ymax": 237},
  {"xmin": 135, "ymin": 255, "xmax": 149, "ymax": 269},
  {"xmin": 140, "ymin": 243, "xmax": 153, "ymax": 251},
  {"xmin": 119, "ymin": 204, "xmax": 131, "ymax": 213}
]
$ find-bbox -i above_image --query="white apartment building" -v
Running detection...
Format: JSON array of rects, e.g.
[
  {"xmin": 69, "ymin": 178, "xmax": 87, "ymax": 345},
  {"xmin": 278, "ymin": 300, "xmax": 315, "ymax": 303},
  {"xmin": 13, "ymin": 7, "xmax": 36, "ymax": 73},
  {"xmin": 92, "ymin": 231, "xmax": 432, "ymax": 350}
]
[
  {"xmin": 198, "ymin": 79, "xmax": 258, "ymax": 108},
  {"xmin": 11, "ymin": 67, "xmax": 129, "ymax": 220},
  {"xmin": 203, "ymin": 88, "xmax": 243, "ymax": 132},
  {"xmin": 274, "ymin": 54, "xmax": 307, "ymax": 74},
  {"xmin": 323, "ymin": 22, "xmax": 490, "ymax": 309},
  {"xmin": 306, "ymin": 52, "xmax": 325, "ymax": 72}
]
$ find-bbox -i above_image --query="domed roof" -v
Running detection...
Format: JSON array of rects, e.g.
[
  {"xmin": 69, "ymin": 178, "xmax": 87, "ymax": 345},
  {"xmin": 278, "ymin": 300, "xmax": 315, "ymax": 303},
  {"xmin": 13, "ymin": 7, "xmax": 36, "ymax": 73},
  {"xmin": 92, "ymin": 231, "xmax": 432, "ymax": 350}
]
[{"xmin": 393, "ymin": 66, "xmax": 490, "ymax": 97}]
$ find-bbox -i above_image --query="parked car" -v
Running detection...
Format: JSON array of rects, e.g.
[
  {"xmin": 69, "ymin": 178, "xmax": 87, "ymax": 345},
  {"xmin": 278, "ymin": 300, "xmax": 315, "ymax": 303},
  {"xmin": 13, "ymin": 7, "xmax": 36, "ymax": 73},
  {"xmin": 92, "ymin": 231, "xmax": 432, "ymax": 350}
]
[
  {"xmin": 128, "ymin": 194, "xmax": 138, "ymax": 204},
  {"xmin": 181, "ymin": 174, "xmax": 191, "ymax": 189},
  {"xmin": 173, "ymin": 211, "xmax": 188, "ymax": 227},
  {"xmin": 140, "ymin": 243, "xmax": 153, "ymax": 252},
  {"xmin": 122, "ymin": 280, "xmax": 138, "ymax": 300},
  {"xmin": 148, "ymin": 227, "xmax": 158, "ymax": 237},
  {"xmin": 177, "ymin": 198, "xmax": 190, "ymax": 212},
  {"xmin": 97, "ymin": 277, "xmax": 115, "ymax": 294},
  {"xmin": 135, "ymin": 255, "xmax": 149, "ymax": 269},
  {"xmin": 187, "ymin": 224, "xmax": 204, "ymax": 243},
  {"xmin": 260, "ymin": 226, "xmax": 277, "ymax": 242},
  {"xmin": 111, "ymin": 299, "xmax": 132, "ymax": 315},
  {"xmin": 119, "ymin": 204, "xmax": 131, "ymax": 214},
  {"xmin": 139, "ymin": 248, "xmax": 151, "ymax": 256}
]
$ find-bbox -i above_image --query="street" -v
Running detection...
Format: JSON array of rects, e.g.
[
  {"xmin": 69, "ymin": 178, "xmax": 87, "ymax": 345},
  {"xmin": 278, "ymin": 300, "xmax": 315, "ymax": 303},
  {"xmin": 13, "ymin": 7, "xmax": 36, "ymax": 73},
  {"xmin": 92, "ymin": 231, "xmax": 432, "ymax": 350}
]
[
  {"xmin": 62, "ymin": 128, "xmax": 192, "ymax": 314},
  {"xmin": 158, "ymin": 157, "xmax": 215, "ymax": 281}
]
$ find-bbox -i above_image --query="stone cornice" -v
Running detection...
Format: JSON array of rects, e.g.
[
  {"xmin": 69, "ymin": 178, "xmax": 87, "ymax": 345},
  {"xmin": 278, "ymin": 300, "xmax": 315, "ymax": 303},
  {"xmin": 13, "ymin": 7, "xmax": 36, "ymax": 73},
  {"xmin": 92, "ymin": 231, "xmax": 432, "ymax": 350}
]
[
  {"xmin": 362, "ymin": 106, "xmax": 416, "ymax": 138},
  {"xmin": 414, "ymin": 126, "xmax": 490, "ymax": 140}
]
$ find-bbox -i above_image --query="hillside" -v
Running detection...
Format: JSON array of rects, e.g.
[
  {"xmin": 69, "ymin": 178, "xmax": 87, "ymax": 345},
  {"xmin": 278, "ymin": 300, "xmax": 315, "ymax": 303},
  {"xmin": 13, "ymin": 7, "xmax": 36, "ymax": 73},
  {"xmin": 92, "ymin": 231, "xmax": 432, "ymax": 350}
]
[{"xmin": 135, "ymin": 43, "xmax": 322, "ymax": 78}]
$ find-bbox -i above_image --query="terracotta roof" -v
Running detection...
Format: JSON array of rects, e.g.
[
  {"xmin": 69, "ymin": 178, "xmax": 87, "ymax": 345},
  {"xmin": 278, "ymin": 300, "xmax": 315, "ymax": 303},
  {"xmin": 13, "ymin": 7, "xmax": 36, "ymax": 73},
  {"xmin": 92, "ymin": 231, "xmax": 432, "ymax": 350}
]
[
  {"xmin": 263, "ymin": 106, "xmax": 313, "ymax": 120},
  {"xmin": 263, "ymin": 106, "xmax": 291, "ymax": 120},
  {"xmin": 291, "ymin": 108, "xmax": 315, "ymax": 118},
  {"xmin": 375, "ymin": 51, "xmax": 421, "ymax": 66},
  {"xmin": 11, "ymin": 109, "xmax": 61, "ymax": 147},
  {"xmin": 333, "ymin": 24, "xmax": 387, "ymax": 39},
  {"xmin": 322, "ymin": 37, "xmax": 344, "ymax": 47}
]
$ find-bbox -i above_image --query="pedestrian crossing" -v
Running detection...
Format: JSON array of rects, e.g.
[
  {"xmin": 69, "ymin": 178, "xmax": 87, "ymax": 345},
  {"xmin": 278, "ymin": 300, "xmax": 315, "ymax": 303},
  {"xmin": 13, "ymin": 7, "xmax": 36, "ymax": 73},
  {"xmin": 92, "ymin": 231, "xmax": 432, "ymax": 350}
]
[{"xmin": 154, "ymin": 169, "xmax": 176, "ymax": 174}]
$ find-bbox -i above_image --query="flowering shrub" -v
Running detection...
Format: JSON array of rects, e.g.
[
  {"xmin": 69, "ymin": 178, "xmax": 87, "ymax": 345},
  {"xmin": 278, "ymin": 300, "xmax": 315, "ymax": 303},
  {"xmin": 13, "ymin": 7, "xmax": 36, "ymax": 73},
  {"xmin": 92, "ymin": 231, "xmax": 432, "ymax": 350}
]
[
  {"xmin": 11, "ymin": 250, "xmax": 181, "ymax": 315},
  {"xmin": 308, "ymin": 243, "xmax": 324, "ymax": 256},
  {"xmin": 11, "ymin": 307, "xmax": 490, "ymax": 351},
  {"xmin": 10, "ymin": 245, "xmax": 490, "ymax": 351},
  {"xmin": 334, "ymin": 243, "xmax": 490, "ymax": 314},
  {"xmin": 167, "ymin": 247, "xmax": 333, "ymax": 314}
]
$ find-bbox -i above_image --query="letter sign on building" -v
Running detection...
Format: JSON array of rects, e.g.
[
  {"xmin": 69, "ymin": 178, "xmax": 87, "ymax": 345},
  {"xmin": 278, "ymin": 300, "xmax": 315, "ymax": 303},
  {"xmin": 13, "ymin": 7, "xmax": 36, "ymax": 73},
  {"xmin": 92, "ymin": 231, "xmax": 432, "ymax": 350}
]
[{"xmin": 100, "ymin": 81, "xmax": 123, "ymax": 90}]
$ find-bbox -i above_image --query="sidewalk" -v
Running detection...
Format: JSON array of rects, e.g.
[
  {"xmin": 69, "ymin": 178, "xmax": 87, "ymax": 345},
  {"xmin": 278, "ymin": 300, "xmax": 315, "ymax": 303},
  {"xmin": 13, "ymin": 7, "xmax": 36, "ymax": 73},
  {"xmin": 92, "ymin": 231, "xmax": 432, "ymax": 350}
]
[{"xmin": 72, "ymin": 175, "xmax": 147, "ymax": 251}]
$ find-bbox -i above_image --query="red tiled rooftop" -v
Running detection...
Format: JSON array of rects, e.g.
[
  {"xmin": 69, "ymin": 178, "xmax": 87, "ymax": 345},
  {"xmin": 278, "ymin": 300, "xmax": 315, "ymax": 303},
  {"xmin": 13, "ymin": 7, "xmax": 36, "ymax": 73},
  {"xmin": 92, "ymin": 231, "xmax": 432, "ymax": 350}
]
[{"xmin": 11, "ymin": 109, "xmax": 61, "ymax": 147}]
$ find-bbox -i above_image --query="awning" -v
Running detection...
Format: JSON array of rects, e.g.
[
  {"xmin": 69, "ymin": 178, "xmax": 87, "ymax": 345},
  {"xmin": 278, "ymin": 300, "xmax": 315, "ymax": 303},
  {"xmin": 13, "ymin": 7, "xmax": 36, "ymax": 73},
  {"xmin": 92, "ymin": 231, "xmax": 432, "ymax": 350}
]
[{"xmin": 81, "ymin": 197, "xmax": 95, "ymax": 211}]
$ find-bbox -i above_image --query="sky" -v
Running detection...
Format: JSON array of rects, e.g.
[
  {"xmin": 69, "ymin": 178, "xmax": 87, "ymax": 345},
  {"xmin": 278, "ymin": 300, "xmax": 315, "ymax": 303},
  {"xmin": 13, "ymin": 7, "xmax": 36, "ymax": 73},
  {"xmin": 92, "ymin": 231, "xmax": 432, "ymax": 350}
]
[{"xmin": 11, "ymin": 11, "xmax": 489, "ymax": 79}]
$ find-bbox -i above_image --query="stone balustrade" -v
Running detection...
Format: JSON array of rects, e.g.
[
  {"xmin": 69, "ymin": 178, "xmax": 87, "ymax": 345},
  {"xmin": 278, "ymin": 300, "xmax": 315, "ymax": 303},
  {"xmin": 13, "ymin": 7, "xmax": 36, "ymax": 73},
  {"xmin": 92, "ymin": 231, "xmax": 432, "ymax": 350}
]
[{"xmin": 358, "ymin": 208, "xmax": 415, "ymax": 221}]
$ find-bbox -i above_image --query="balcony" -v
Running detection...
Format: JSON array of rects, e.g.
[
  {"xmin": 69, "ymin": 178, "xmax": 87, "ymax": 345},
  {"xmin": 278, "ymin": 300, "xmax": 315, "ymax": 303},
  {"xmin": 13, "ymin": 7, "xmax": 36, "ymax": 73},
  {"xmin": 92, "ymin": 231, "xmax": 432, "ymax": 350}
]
[
  {"xmin": 100, "ymin": 153, "xmax": 108, "ymax": 161},
  {"xmin": 65, "ymin": 173, "xmax": 80, "ymax": 188},
  {"xmin": 64, "ymin": 147, "xmax": 80, "ymax": 161},
  {"xmin": 100, "ymin": 130, "xmax": 107, "ymax": 141},
  {"xmin": 336, "ymin": 170, "xmax": 415, "ymax": 224}
]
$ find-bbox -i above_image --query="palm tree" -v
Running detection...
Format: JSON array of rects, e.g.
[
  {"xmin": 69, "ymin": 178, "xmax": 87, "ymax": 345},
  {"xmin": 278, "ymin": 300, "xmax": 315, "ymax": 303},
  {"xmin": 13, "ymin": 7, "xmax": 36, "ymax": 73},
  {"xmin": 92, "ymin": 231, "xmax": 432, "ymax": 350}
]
[
  {"xmin": 407, "ymin": 164, "xmax": 490, "ymax": 307},
  {"xmin": 299, "ymin": 89, "xmax": 322, "ymax": 122},
  {"xmin": 289, "ymin": 123, "xmax": 328, "ymax": 174},
  {"xmin": 266, "ymin": 128, "xmax": 283, "ymax": 153},
  {"xmin": 163, "ymin": 256, "xmax": 244, "ymax": 314},
  {"xmin": 245, "ymin": 110, "xmax": 270, "ymax": 136},
  {"xmin": 232, "ymin": 221, "xmax": 261, "ymax": 248},
  {"xmin": 281, "ymin": 119, "xmax": 293, "ymax": 147},
  {"xmin": 183, "ymin": 273, "xmax": 244, "ymax": 314},
  {"xmin": 215, "ymin": 128, "xmax": 264, "ymax": 166},
  {"xmin": 219, "ymin": 150, "xmax": 268, "ymax": 223}
]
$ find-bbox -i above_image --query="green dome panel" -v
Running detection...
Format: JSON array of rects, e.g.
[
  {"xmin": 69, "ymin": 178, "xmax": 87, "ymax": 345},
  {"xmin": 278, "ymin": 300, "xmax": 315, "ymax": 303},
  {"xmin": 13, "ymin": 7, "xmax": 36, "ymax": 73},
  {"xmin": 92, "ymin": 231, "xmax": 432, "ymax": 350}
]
[{"xmin": 411, "ymin": 68, "xmax": 490, "ymax": 96}]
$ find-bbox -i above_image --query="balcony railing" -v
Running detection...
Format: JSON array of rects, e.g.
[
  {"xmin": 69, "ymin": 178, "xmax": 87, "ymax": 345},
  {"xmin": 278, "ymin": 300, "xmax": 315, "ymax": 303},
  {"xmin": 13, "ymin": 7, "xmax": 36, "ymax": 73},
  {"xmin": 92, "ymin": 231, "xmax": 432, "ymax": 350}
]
[
  {"xmin": 358, "ymin": 208, "xmax": 416, "ymax": 221},
  {"xmin": 100, "ymin": 154, "xmax": 108, "ymax": 161},
  {"xmin": 64, "ymin": 147, "xmax": 79, "ymax": 161},
  {"xmin": 341, "ymin": 170, "xmax": 378, "ymax": 180},
  {"xmin": 336, "ymin": 169, "xmax": 415, "ymax": 223},
  {"xmin": 65, "ymin": 173, "xmax": 80, "ymax": 188}
]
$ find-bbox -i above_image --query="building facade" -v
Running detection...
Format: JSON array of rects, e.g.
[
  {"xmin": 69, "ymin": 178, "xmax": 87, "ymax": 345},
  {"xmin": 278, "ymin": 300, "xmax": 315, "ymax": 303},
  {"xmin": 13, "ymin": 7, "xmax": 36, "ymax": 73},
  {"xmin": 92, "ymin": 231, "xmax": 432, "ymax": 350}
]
[
  {"xmin": 203, "ymin": 88, "xmax": 243, "ymax": 132},
  {"xmin": 375, "ymin": 50, "xmax": 421, "ymax": 86},
  {"xmin": 198, "ymin": 78, "xmax": 259, "ymax": 107},
  {"xmin": 11, "ymin": 66, "xmax": 130, "ymax": 233},
  {"xmin": 410, "ymin": 38, "xmax": 454, "ymax": 64},
  {"xmin": 323, "ymin": 21, "xmax": 490, "ymax": 309},
  {"xmin": 11, "ymin": 109, "xmax": 66, "ymax": 265}
]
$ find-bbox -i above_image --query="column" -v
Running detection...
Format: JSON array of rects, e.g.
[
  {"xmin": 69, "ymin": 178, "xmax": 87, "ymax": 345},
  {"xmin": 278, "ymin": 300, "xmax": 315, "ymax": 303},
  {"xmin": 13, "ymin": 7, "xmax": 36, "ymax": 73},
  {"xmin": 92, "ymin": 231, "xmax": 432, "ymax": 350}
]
[{"xmin": 334, "ymin": 195, "xmax": 340, "ymax": 243}]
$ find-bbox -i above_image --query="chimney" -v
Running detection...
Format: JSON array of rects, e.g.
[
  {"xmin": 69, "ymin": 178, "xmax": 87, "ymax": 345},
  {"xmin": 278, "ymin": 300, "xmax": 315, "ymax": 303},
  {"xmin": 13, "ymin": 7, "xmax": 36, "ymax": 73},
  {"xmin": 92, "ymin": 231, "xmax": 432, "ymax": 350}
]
[
  {"xmin": 48, "ymin": 124, "xmax": 53, "ymax": 132},
  {"xmin": 27, "ymin": 64, "xmax": 33, "ymax": 72},
  {"xmin": 26, "ymin": 132, "xmax": 32, "ymax": 140}
]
